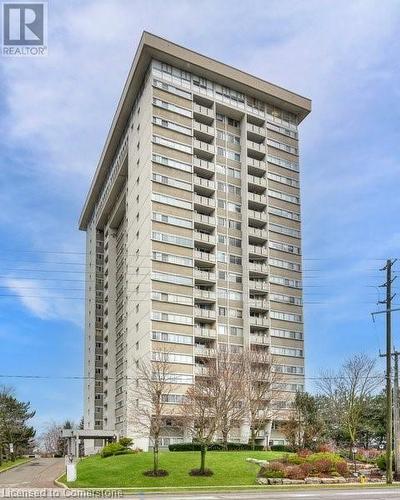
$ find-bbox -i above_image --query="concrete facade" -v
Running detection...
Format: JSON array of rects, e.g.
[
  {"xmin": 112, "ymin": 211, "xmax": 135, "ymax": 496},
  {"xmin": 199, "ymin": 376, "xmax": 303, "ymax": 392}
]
[{"xmin": 80, "ymin": 32, "xmax": 311, "ymax": 453}]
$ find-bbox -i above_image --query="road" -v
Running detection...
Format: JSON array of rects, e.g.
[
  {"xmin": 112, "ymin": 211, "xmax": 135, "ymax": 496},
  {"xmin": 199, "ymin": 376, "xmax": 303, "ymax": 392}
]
[
  {"xmin": 0, "ymin": 457, "xmax": 64, "ymax": 488},
  {"xmin": 127, "ymin": 489, "xmax": 400, "ymax": 499}
]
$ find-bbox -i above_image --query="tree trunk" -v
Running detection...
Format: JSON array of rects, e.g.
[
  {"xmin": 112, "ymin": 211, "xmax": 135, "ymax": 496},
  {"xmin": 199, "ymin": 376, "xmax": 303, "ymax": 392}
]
[
  {"xmin": 200, "ymin": 444, "xmax": 207, "ymax": 473},
  {"xmin": 250, "ymin": 429, "xmax": 256, "ymax": 451},
  {"xmin": 153, "ymin": 437, "xmax": 159, "ymax": 473},
  {"xmin": 222, "ymin": 429, "xmax": 229, "ymax": 451}
]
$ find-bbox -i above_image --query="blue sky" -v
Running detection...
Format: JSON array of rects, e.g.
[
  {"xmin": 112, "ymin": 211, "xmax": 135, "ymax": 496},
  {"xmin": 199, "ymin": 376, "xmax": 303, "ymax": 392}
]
[{"xmin": 0, "ymin": 0, "xmax": 400, "ymax": 432}]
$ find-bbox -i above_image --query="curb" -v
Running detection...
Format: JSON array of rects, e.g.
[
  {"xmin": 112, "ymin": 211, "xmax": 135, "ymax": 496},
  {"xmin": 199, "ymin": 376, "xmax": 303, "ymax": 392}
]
[
  {"xmin": 0, "ymin": 458, "xmax": 35, "ymax": 474},
  {"xmin": 54, "ymin": 473, "xmax": 68, "ymax": 489}
]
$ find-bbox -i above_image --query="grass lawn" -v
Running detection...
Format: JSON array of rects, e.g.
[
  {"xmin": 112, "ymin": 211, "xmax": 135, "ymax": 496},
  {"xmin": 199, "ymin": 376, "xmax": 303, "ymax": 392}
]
[
  {"xmin": 0, "ymin": 457, "xmax": 31, "ymax": 473},
  {"xmin": 65, "ymin": 451, "xmax": 286, "ymax": 488}
]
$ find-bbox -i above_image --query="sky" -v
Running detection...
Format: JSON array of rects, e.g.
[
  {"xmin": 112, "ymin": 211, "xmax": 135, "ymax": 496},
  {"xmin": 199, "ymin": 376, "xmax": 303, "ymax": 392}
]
[{"xmin": 0, "ymin": 0, "xmax": 400, "ymax": 433}]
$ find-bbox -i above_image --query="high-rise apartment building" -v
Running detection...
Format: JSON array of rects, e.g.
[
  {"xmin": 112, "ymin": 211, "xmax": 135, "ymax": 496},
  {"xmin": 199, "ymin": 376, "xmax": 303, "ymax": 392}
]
[{"xmin": 79, "ymin": 32, "xmax": 311, "ymax": 452}]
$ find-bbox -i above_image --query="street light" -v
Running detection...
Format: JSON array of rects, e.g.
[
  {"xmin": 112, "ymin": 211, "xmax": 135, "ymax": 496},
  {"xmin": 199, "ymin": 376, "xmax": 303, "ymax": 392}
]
[{"xmin": 352, "ymin": 447, "xmax": 358, "ymax": 475}]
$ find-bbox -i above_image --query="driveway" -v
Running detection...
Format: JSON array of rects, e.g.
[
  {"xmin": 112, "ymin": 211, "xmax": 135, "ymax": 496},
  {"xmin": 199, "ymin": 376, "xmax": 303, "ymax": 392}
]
[{"xmin": 0, "ymin": 457, "xmax": 64, "ymax": 488}]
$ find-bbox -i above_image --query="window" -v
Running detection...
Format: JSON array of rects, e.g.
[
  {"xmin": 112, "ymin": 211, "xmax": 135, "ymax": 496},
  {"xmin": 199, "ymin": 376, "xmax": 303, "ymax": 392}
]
[
  {"xmin": 152, "ymin": 154, "xmax": 192, "ymax": 173},
  {"xmin": 269, "ymin": 240, "xmax": 301, "ymax": 255},
  {"xmin": 271, "ymin": 346, "xmax": 303, "ymax": 357},
  {"xmin": 270, "ymin": 328, "xmax": 303, "ymax": 341},
  {"xmin": 270, "ymin": 275, "xmax": 302, "ymax": 289},
  {"xmin": 219, "ymin": 307, "xmax": 227, "ymax": 316},
  {"xmin": 269, "ymin": 206, "xmax": 300, "ymax": 222},
  {"xmin": 266, "ymin": 120, "xmax": 298, "ymax": 139},
  {"xmin": 227, "ymin": 202, "xmax": 241, "ymax": 213},
  {"xmin": 229, "ymin": 237, "xmax": 241, "ymax": 248},
  {"xmin": 273, "ymin": 365, "xmax": 304, "ymax": 375},
  {"xmin": 153, "ymin": 98, "xmax": 192, "ymax": 117},
  {"xmin": 270, "ymin": 293, "xmax": 302, "ymax": 306},
  {"xmin": 153, "ymin": 116, "xmax": 191, "ymax": 136},
  {"xmin": 268, "ymin": 189, "xmax": 300, "ymax": 205},
  {"xmin": 152, "ymin": 351, "xmax": 193, "ymax": 364},
  {"xmin": 152, "ymin": 192, "xmax": 192, "ymax": 210},
  {"xmin": 229, "ymin": 219, "xmax": 241, "ymax": 230},
  {"xmin": 152, "ymin": 173, "xmax": 192, "ymax": 191},
  {"xmin": 152, "ymin": 251, "xmax": 192, "ymax": 267},
  {"xmin": 267, "ymin": 139, "xmax": 298, "ymax": 155},
  {"xmin": 230, "ymin": 326, "xmax": 243, "ymax": 336},
  {"xmin": 269, "ymin": 258, "xmax": 301, "ymax": 272},
  {"xmin": 162, "ymin": 373, "xmax": 193, "ymax": 384},
  {"xmin": 151, "ymin": 311, "xmax": 193, "ymax": 325},
  {"xmin": 152, "ymin": 212, "xmax": 192, "ymax": 229},
  {"xmin": 152, "ymin": 231, "xmax": 192, "ymax": 248},
  {"xmin": 217, "ymin": 147, "xmax": 240, "ymax": 162},
  {"xmin": 161, "ymin": 394, "xmax": 186, "ymax": 404},
  {"xmin": 152, "ymin": 331, "xmax": 193, "ymax": 345},
  {"xmin": 270, "ymin": 311, "xmax": 302, "ymax": 323},
  {"xmin": 268, "ymin": 172, "xmax": 299, "ymax": 188},
  {"xmin": 269, "ymin": 223, "xmax": 300, "ymax": 238},
  {"xmin": 267, "ymin": 154, "xmax": 299, "ymax": 173},
  {"xmin": 152, "ymin": 291, "xmax": 193, "ymax": 306},
  {"xmin": 153, "ymin": 135, "xmax": 192, "ymax": 154},
  {"xmin": 153, "ymin": 78, "xmax": 192, "ymax": 99},
  {"xmin": 151, "ymin": 271, "xmax": 192, "ymax": 287}
]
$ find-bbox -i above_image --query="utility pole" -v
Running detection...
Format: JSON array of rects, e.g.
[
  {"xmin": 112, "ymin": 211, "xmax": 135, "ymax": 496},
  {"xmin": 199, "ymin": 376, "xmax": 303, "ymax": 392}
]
[
  {"xmin": 394, "ymin": 351, "xmax": 400, "ymax": 479},
  {"xmin": 373, "ymin": 258, "xmax": 397, "ymax": 484}
]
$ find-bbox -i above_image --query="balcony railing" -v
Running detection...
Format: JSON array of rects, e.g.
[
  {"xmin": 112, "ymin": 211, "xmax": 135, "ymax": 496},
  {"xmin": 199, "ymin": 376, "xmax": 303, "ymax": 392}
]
[
  {"xmin": 248, "ymin": 174, "xmax": 267, "ymax": 188},
  {"xmin": 194, "ymin": 269, "xmax": 216, "ymax": 281},
  {"xmin": 248, "ymin": 244, "xmax": 268, "ymax": 256},
  {"xmin": 248, "ymin": 192, "xmax": 267, "ymax": 205},
  {"xmin": 194, "ymin": 289, "xmax": 216, "ymax": 300},
  {"xmin": 250, "ymin": 334, "xmax": 270, "ymax": 345},
  {"xmin": 194, "ymin": 194, "xmax": 215, "ymax": 207},
  {"xmin": 249, "ymin": 298, "xmax": 268, "ymax": 309},
  {"xmin": 194, "ymin": 213, "xmax": 215, "ymax": 226},
  {"xmin": 193, "ymin": 139, "xmax": 215, "ymax": 154},
  {"xmin": 194, "ymin": 308, "xmax": 216, "ymax": 319},
  {"xmin": 194, "ymin": 231, "xmax": 216, "ymax": 245},
  {"xmin": 194, "ymin": 327, "xmax": 217, "ymax": 339},
  {"xmin": 195, "ymin": 345, "xmax": 216, "ymax": 357},
  {"xmin": 195, "ymin": 365, "xmax": 210, "ymax": 376},
  {"xmin": 193, "ymin": 175, "xmax": 215, "ymax": 190},
  {"xmin": 249, "ymin": 280, "xmax": 268, "ymax": 291},
  {"xmin": 194, "ymin": 250, "xmax": 216, "ymax": 263},
  {"xmin": 193, "ymin": 157, "xmax": 215, "ymax": 174},
  {"xmin": 248, "ymin": 262, "xmax": 268, "ymax": 274},
  {"xmin": 247, "ymin": 140, "xmax": 266, "ymax": 154},
  {"xmin": 247, "ymin": 123, "xmax": 266, "ymax": 138},
  {"xmin": 250, "ymin": 316, "xmax": 269, "ymax": 327},
  {"xmin": 194, "ymin": 121, "xmax": 214, "ymax": 138},
  {"xmin": 193, "ymin": 103, "xmax": 214, "ymax": 118}
]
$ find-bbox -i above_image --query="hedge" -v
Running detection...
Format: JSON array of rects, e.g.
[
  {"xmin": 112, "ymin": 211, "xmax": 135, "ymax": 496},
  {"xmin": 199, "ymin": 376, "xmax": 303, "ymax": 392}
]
[
  {"xmin": 168, "ymin": 442, "xmax": 264, "ymax": 452},
  {"xmin": 270, "ymin": 445, "xmax": 295, "ymax": 452}
]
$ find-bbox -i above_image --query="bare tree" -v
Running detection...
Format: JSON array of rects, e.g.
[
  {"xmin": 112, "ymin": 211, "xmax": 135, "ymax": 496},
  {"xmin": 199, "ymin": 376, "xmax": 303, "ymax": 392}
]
[
  {"xmin": 40, "ymin": 421, "xmax": 64, "ymax": 456},
  {"xmin": 243, "ymin": 348, "xmax": 285, "ymax": 450},
  {"xmin": 181, "ymin": 359, "xmax": 219, "ymax": 475},
  {"xmin": 317, "ymin": 353, "xmax": 383, "ymax": 448},
  {"xmin": 130, "ymin": 348, "xmax": 181, "ymax": 476},
  {"xmin": 206, "ymin": 348, "xmax": 246, "ymax": 449}
]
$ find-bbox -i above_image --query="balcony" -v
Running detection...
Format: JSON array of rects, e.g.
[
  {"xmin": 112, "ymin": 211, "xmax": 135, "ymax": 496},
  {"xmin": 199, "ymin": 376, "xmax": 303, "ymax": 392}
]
[
  {"xmin": 247, "ymin": 140, "xmax": 266, "ymax": 160},
  {"xmin": 194, "ymin": 269, "xmax": 216, "ymax": 283},
  {"xmin": 194, "ymin": 121, "xmax": 214, "ymax": 141},
  {"xmin": 250, "ymin": 316, "xmax": 269, "ymax": 327},
  {"xmin": 194, "ymin": 326, "xmax": 217, "ymax": 339},
  {"xmin": 194, "ymin": 289, "xmax": 216, "ymax": 301},
  {"xmin": 195, "ymin": 364, "xmax": 210, "ymax": 376},
  {"xmin": 194, "ymin": 249, "xmax": 216, "ymax": 266},
  {"xmin": 193, "ymin": 157, "xmax": 215, "ymax": 177},
  {"xmin": 194, "ymin": 307, "xmax": 216, "ymax": 320},
  {"xmin": 194, "ymin": 194, "xmax": 215, "ymax": 215},
  {"xmin": 193, "ymin": 103, "xmax": 214, "ymax": 124},
  {"xmin": 249, "ymin": 280, "xmax": 268, "ymax": 292},
  {"xmin": 194, "ymin": 212, "xmax": 215, "ymax": 230},
  {"xmin": 248, "ymin": 209, "xmax": 268, "ymax": 227},
  {"xmin": 248, "ymin": 244, "xmax": 268, "ymax": 257},
  {"xmin": 247, "ymin": 122, "xmax": 266, "ymax": 142},
  {"xmin": 193, "ymin": 175, "xmax": 215, "ymax": 196},
  {"xmin": 250, "ymin": 334, "xmax": 270, "ymax": 345},
  {"xmin": 194, "ymin": 231, "xmax": 216, "ymax": 249},
  {"xmin": 248, "ymin": 174, "xmax": 267, "ymax": 193},
  {"xmin": 195, "ymin": 345, "xmax": 216, "ymax": 357},
  {"xmin": 248, "ymin": 261, "xmax": 268, "ymax": 275},
  {"xmin": 248, "ymin": 226, "xmax": 268, "ymax": 242},
  {"xmin": 249, "ymin": 298, "xmax": 268, "ymax": 310},
  {"xmin": 248, "ymin": 192, "xmax": 267, "ymax": 208},
  {"xmin": 193, "ymin": 139, "xmax": 215, "ymax": 160}
]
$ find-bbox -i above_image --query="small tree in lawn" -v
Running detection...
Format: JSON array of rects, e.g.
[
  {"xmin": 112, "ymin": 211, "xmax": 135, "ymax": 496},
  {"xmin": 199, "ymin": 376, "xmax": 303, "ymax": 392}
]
[
  {"xmin": 207, "ymin": 348, "xmax": 246, "ymax": 449},
  {"xmin": 130, "ymin": 348, "xmax": 179, "ymax": 476},
  {"xmin": 243, "ymin": 349, "xmax": 284, "ymax": 450},
  {"xmin": 182, "ymin": 361, "xmax": 219, "ymax": 476}
]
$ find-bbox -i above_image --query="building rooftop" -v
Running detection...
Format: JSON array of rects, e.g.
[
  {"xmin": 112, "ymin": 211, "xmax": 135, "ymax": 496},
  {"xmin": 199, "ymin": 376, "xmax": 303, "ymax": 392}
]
[{"xmin": 79, "ymin": 31, "xmax": 311, "ymax": 230}]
